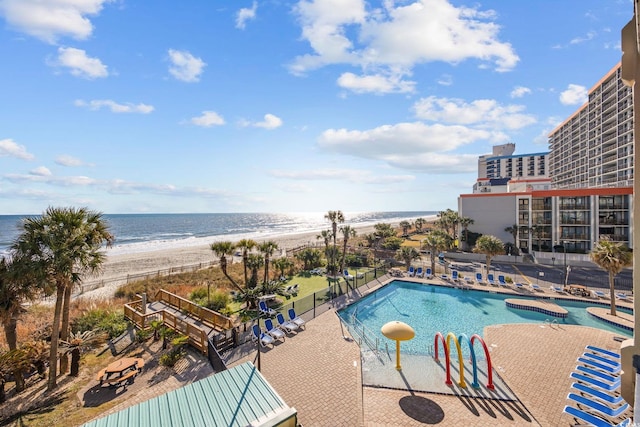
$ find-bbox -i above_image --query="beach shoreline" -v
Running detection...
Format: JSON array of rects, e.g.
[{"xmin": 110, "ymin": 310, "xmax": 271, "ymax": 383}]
[{"xmin": 80, "ymin": 216, "xmax": 436, "ymax": 299}]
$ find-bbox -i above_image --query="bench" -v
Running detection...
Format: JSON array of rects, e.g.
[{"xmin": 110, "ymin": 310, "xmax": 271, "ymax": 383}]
[{"xmin": 104, "ymin": 369, "xmax": 138, "ymax": 388}]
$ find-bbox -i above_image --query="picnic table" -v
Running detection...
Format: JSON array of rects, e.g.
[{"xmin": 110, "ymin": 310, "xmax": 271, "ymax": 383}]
[
  {"xmin": 96, "ymin": 357, "xmax": 144, "ymax": 388},
  {"xmin": 565, "ymin": 284, "xmax": 589, "ymax": 297}
]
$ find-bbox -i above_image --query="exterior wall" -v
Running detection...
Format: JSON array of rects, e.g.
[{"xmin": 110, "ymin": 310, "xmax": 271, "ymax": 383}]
[
  {"xmin": 549, "ymin": 63, "xmax": 634, "ymax": 189},
  {"xmin": 458, "ymin": 194, "xmax": 518, "ymax": 245}
]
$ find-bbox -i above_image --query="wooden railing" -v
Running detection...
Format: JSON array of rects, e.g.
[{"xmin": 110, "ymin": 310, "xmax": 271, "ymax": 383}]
[
  {"xmin": 155, "ymin": 289, "xmax": 232, "ymax": 331},
  {"xmin": 123, "ymin": 298, "xmax": 208, "ymax": 355}
]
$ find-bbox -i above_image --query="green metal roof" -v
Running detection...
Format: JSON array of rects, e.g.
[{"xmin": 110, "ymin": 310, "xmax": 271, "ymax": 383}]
[{"xmin": 83, "ymin": 362, "xmax": 296, "ymax": 427}]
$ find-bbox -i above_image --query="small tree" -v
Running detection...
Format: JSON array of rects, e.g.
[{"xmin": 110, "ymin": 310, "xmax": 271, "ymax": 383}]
[
  {"xmin": 395, "ymin": 247, "xmax": 420, "ymax": 271},
  {"xmin": 421, "ymin": 230, "xmax": 452, "ymax": 274},
  {"xmin": 399, "ymin": 220, "xmax": 412, "ymax": 237},
  {"xmin": 504, "ymin": 224, "xmax": 520, "ymax": 256},
  {"xmin": 590, "ymin": 239, "xmax": 633, "ymax": 316},
  {"xmin": 473, "ymin": 235, "xmax": 504, "ymax": 280}
]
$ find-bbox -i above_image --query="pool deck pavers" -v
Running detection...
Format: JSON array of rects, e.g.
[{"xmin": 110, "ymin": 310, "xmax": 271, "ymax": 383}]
[
  {"xmin": 85, "ymin": 272, "xmax": 634, "ymax": 426},
  {"xmin": 230, "ymin": 275, "xmax": 633, "ymax": 426}
]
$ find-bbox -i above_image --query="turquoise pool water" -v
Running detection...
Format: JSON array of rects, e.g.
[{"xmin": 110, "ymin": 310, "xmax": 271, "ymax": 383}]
[{"xmin": 338, "ymin": 280, "xmax": 632, "ymax": 357}]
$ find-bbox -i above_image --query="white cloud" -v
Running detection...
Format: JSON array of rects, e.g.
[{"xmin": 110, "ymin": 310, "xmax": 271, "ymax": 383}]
[
  {"xmin": 168, "ymin": 49, "xmax": 206, "ymax": 82},
  {"xmin": 236, "ymin": 2, "xmax": 257, "ymax": 30},
  {"xmin": 0, "ymin": 138, "xmax": 34, "ymax": 160},
  {"xmin": 510, "ymin": 86, "xmax": 531, "ymax": 98},
  {"xmin": 412, "ymin": 96, "xmax": 536, "ymax": 130},
  {"xmin": 55, "ymin": 155, "xmax": 89, "ymax": 167},
  {"xmin": 269, "ymin": 168, "xmax": 415, "ymax": 184},
  {"xmin": 29, "ymin": 166, "xmax": 51, "ymax": 176},
  {"xmin": 52, "ymin": 47, "xmax": 108, "ymax": 79},
  {"xmin": 190, "ymin": 111, "xmax": 225, "ymax": 127},
  {"xmin": 437, "ymin": 74, "xmax": 453, "ymax": 86},
  {"xmin": 254, "ymin": 114, "xmax": 283, "ymax": 129},
  {"xmin": 337, "ymin": 72, "xmax": 415, "ymax": 94},
  {"xmin": 0, "ymin": 0, "xmax": 111, "ymax": 44},
  {"xmin": 290, "ymin": 0, "xmax": 519, "ymax": 83},
  {"xmin": 559, "ymin": 84, "xmax": 588, "ymax": 105},
  {"xmin": 570, "ymin": 31, "xmax": 596, "ymax": 45},
  {"xmin": 75, "ymin": 99, "xmax": 154, "ymax": 114}
]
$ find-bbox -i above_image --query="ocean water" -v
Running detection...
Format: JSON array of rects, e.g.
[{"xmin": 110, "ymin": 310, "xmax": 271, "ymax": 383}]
[{"xmin": 0, "ymin": 211, "xmax": 436, "ymax": 257}]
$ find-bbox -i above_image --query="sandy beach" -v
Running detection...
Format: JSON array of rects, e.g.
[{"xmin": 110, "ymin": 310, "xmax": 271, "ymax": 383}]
[{"xmin": 79, "ymin": 218, "xmax": 432, "ymax": 299}]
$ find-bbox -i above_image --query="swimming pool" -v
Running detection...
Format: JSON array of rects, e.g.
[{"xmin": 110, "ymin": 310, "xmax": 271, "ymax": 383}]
[{"xmin": 338, "ymin": 280, "xmax": 632, "ymax": 357}]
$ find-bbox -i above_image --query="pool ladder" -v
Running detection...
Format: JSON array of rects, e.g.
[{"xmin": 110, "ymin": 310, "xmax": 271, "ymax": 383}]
[{"xmin": 543, "ymin": 318, "xmax": 559, "ymax": 329}]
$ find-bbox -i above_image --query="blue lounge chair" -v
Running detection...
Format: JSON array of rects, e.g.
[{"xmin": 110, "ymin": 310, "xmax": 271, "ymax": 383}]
[
  {"xmin": 586, "ymin": 346, "xmax": 621, "ymax": 360},
  {"xmin": 582, "ymin": 352, "xmax": 621, "ymax": 368},
  {"xmin": 425, "ymin": 268, "xmax": 433, "ymax": 279},
  {"xmin": 415, "ymin": 267, "xmax": 423, "ymax": 278},
  {"xmin": 570, "ymin": 372, "xmax": 620, "ymax": 392},
  {"xmin": 578, "ymin": 357, "xmax": 621, "ymax": 375},
  {"xmin": 530, "ymin": 283, "xmax": 541, "ymax": 292},
  {"xmin": 498, "ymin": 275, "xmax": 509, "ymax": 287},
  {"xmin": 514, "ymin": 283, "xmax": 526, "ymax": 290},
  {"xmin": 571, "ymin": 382, "xmax": 625, "ymax": 405},
  {"xmin": 575, "ymin": 365, "xmax": 620, "ymax": 384},
  {"xmin": 615, "ymin": 293, "xmax": 630, "ymax": 301},
  {"xmin": 592, "ymin": 290, "xmax": 608, "ymax": 298},
  {"xmin": 487, "ymin": 274, "xmax": 497, "ymax": 286},
  {"xmin": 252, "ymin": 324, "xmax": 274, "ymax": 347},
  {"xmin": 550, "ymin": 285, "xmax": 563, "ymax": 293},
  {"xmin": 407, "ymin": 266, "xmax": 415, "ymax": 277},
  {"xmin": 564, "ymin": 405, "xmax": 631, "ymax": 427},
  {"xmin": 276, "ymin": 312, "xmax": 298, "ymax": 333},
  {"xmin": 288, "ymin": 308, "xmax": 306, "ymax": 328},
  {"xmin": 264, "ymin": 318, "xmax": 286, "ymax": 341},
  {"xmin": 451, "ymin": 270, "xmax": 459, "ymax": 282},
  {"xmin": 567, "ymin": 393, "xmax": 629, "ymax": 418},
  {"xmin": 343, "ymin": 269, "xmax": 355, "ymax": 280},
  {"xmin": 475, "ymin": 272, "xmax": 485, "ymax": 285},
  {"xmin": 258, "ymin": 300, "xmax": 276, "ymax": 316}
]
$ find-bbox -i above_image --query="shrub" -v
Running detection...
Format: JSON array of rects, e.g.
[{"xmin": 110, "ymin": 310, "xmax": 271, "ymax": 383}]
[
  {"xmin": 72, "ymin": 308, "xmax": 129, "ymax": 339},
  {"xmin": 135, "ymin": 328, "xmax": 152, "ymax": 343}
]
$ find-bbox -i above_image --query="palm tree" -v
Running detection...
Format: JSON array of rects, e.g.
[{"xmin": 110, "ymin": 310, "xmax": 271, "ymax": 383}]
[
  {"xmin": 473, "ymin": 235, "xmax": 505, "ymax": 280},
  {"xmin": 590, "ymin": 239, "xmax": 633, "ymax": 316},
  {"xmin": 435, "ymin": 209, "xmax": 460, "ymax": 241},
  {"xmin": 414, "ymin": 218, "xmax": 426, "ymax": 234},
  {"xmin": 504, "ymin": 224, "xmax": 520, "ymax": 256},
  {"xmin": 529, "ymin": 224, "xmax": 545, "ymax": 252},
  {"xmin": 272, "ymin": 257, "xmax": 293, "ymax": 279},
  {"xmin": 236, "ymin": 239, "xmax": 257, "ymax": 288},
  {"xmin": 339, "ymin": 225, "xmax": 357, "ymax": 273},
  {"xmin": 11, "ymin": 206, "xmax": 113, "ymax": 391},
  {"xmin": 0, "ymin": 256, "xmax": 39, "ymax": 392},
  {"xmin": 399, "ymin": 220, "xmax": 412, "ymax": 237},
  {"xmin": 295, "ymin": 248, "xmax": 323, "ymax": 271},
  {"xmin": 210, "ymin": 241, "xmax": 243, "ymax": 292},
  {"xmin": 395, "ymin": 246, "xmax": 420, "ymax": 270},
  {"xmin": 258, "ymin": 241, "xmax": 279, "ymax": 284},
  {"xmin": 324, "ymin": 211, "xmax": 345, "ymax": 275},
  {"xmin": 458, "ymin": 216, "xmax": 474, "ymax": 250},
  {"xmin": 246, "ymin": 253, "xmax": 264, "ymax": 289},
  {"xmin": 59, "ymin": 330, "xmax": 106, "ymax": 376},
  {"xmin": 421, "ymin": 230, "xmax": 452, "ymax": 275}
]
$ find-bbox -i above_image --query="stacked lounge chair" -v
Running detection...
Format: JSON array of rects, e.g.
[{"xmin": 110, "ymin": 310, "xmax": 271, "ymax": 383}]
[{"xmin": 564, "ymin": 345, "xmax": 631, "ymax": 426}]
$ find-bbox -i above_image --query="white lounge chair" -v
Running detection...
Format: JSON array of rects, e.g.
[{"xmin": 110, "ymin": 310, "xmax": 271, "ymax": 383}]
[
  {"xmin": 288, "ymin": 308, "xmax": 306, "ymax": 329},
  {"xmin": 615, "ymin": 292, "xmax": 631, "ymax": 301},
  {"xmin": 258, "ymin": 300, "xmax": 276, "ymax": 316},
  {"xmin": 530, "ymin": 284, "xmax": 541, "ymax": 292},
  {"xmin": 498, "ymin": 275, "xmax": 509, "ymax": 288},
  {"xmin": 592, "ymin": 290, "xmax": 608, "ymax": 298},
  {"xmin": 415, "ymin": 267, "xmax": 424, "ymax": 278},
  {"xmin": 550, "ymin": 285, "xmax": 564, "ymax": 293},
  {"xmin": 343, "ymin": 269, "xmax": 355, "ymax": 280},
  {"xmin": 276, "ymin": 312, "xmax": 298, "ymax": 333},
  {"xmin": 514, "ymin": 283, "xmax": 526, "ymax": 290},
  {"xmin": 475, "ymin": 272, "xmax": 485, "ymax": 285},
  {"xmin": 487, "ymin": 274, "xmax": 497, "ymax": 286},
  {"xmin": 425, "ymin": 268, "xmax": 433, "ymax": 279},
  {"xmin": 264, "ymin": 318, "xmax": 286, "ymax": 342},
  {"xmin": 252, "ymin": 324, "xmax": 274, "ymax": 347},
  {"xmin": 407, "ymin": 266, "xmax": 415, "ymax": 277}
]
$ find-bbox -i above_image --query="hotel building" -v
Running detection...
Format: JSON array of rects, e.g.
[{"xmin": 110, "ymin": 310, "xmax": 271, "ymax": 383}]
[{"xmin": 459, "ymin": 63, "xmax": 633, "ymax": 255}]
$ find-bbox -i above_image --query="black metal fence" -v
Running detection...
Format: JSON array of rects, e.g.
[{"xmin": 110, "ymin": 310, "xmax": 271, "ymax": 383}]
[{"xmin": 212, "ymin": 266, "xmax": 389, "ymax": 365}]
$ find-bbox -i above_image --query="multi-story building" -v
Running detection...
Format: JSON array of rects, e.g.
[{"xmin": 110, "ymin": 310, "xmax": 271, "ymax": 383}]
[{"xmin": 459, "ymin": 63, "xmax": 633, "ymax": 256}]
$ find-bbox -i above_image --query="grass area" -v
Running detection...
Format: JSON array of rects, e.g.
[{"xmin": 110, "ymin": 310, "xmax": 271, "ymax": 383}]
[{"xmin": 401, "ymin": 234, "xmax": 428, "ymax": 248}]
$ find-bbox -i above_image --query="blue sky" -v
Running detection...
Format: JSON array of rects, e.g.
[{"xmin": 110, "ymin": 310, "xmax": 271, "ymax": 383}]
[{"xmin": 0, "ymin": 0, "xmax": 632, "ymax": 214}]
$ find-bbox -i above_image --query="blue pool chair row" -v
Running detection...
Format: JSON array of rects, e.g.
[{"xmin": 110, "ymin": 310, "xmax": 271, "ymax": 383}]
[{"xmin": 252, "ymin": 309, "xmax": 306, "ymax": 347}]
